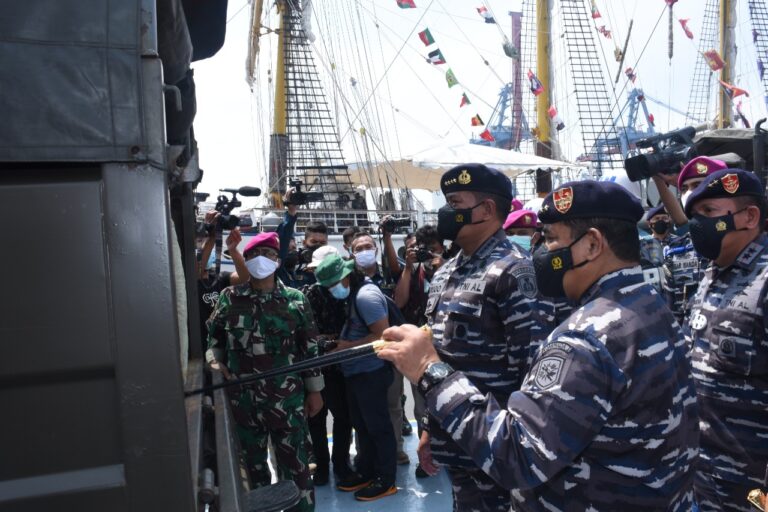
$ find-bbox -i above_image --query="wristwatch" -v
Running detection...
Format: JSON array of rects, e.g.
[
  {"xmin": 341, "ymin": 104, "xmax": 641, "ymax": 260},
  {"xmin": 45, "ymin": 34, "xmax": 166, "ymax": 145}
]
[{"xmin": 418, "ymin": 361, "xmax": 454, "ymax": 395}]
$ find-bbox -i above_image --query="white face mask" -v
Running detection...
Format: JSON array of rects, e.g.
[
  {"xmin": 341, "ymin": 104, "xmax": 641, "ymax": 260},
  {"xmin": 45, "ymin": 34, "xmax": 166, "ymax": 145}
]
[
  {"xmin": 246, "ymin": 256, "xmax": 279, "ymax": 279},
  {"xmin": 681, "ymin": 190, "xmax": 692, "ymax": 208},
  {"xmin": 354, "ymin": 249, "xmax": 377, "ymax": 268}
]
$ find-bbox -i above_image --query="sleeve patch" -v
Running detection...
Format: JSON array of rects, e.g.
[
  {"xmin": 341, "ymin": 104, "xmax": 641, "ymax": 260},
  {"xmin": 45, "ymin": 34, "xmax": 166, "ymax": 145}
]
[{"xmin": 533, "ymin": 356, "xmax": 565, "ymax": 389}]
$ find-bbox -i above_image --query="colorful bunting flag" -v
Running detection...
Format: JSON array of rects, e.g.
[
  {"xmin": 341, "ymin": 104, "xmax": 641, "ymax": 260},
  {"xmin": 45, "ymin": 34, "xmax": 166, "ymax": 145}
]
[
  {"xmin": 591, "ymin": 0, "xmax": 601, "ymax": 19},
  {"xmin": 719, "ymin": 80, "xmax": 749, "ymax": 99},
  {"xmin": 477, "ymin": 6, "xmax": 495, "ymax": 23},
  {"xmin": 427, "ymin": 49, "xmax": 446, "ymax": 65},
  {"xmin": 625, "ymin": 67, "xmax": 637, "ymax": 83},
  {"xmin": 648, "ymin": 113, "xmax": 655, "ymax": 126},
  {"xmin": 445, "ymin": 68, "xmax": 458, "ymax": 88},
  {"xmin": 479, "ymin": 129, "xmax": 495, "ymax": 142},
  {"xmin": 418, "ymin": 28, "xmax": 435, "ymax": 46},
  {"xmin": 460, "ymin": 93, "xmax": 471, "ymax": 107},
  {"xmin": 598, "ymin": 25, "xmax": 612, "ymax": 39},
  {"xmin": 527, "ymin": 69, "xmax": 544, "ymax": 95},
  {"xmin": 679, "ymin": 18, "xmax": 694, "ymax": 39},
  {"xmin": 397, "ymin": 0, "xmax": 416, "ymax": 8},
  {"xmin": 471, "ymin": 115, "xmax": 484, "ymax": 126},
  {"xmin": 703, "ymin": 49, "xmax": 725, "ymax": 71},
  {"xmin": 548, "ymin": 105, "xmax": 565, "ymax": 131}
]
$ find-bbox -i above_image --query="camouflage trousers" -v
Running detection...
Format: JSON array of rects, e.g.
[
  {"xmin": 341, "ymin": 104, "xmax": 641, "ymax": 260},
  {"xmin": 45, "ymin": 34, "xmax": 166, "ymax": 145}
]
[
  {"xmin": 229, "ymin": 385, "xmax": 314, "ymax": 512},
  {"xmin": 695, "ymin": 470, "xmax": 756, "ymax": 512},
  {"xmin": 445, "ymin": 465, "xmax": 511, "ymax": 512}
]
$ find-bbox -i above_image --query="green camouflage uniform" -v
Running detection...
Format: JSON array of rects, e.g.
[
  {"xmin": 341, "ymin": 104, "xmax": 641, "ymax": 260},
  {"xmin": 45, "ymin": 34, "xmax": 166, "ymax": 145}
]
[{"xmin": 206, "ymin": 280, "xmax": 323, "ymax": 512}]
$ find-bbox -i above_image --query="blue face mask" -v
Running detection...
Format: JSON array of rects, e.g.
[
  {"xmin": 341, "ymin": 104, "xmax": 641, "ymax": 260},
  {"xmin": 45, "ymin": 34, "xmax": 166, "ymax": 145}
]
[
  {"xmin": 329, "ymin": 282, "xmax": 351, "ymax": 300},
  {"xmin": 508, "ymin": 235, "xmax": 531, "ymax": 251}
]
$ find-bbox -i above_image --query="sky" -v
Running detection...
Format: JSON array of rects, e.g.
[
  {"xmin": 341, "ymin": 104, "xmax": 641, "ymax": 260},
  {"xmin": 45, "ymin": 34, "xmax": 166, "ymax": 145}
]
[{"xmin": 192, "ymin": 0, "xmax": 768, "ymax": 209}]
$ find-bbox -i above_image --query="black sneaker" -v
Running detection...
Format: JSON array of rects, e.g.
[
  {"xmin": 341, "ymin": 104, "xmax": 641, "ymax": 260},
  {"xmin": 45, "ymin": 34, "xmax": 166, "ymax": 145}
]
[
  {"xmin": 336, "ymin": 472, "xmax": 372, "ymax": 492},
  {"xmin": 402, "ymin": 418, "xmax": 413, "ymax": 436},
  {"xmin": 354, "ymin": 477, "xmax": 397, "ymax": 501},
  {"xmin": 415, "ymin": 464, "xmax": 429, "ymax": 479},
  {"xmin": 313, "ymin": 465, "xmax": 329, "ymax": 486}
]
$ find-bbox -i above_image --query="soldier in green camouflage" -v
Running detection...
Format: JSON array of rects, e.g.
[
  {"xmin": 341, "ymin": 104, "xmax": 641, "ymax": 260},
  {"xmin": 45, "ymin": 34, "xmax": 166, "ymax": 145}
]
[{"xmin": 206, "ymin": 232, "xmax": 324, "ymax": 512}]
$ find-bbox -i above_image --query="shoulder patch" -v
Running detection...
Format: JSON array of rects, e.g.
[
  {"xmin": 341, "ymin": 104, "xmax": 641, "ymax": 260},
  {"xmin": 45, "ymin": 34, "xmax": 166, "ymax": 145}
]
[
  {"xmin": 510, "ymin": 264, "xmax": 538, "ymax": 299},
  {"xmin": 534, "ymin": 356, "xmax": 565, "ymax": 389}
]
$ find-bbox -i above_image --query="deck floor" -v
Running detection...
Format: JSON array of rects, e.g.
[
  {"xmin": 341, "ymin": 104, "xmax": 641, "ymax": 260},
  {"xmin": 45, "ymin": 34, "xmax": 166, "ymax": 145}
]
[{"xmin": 313, "ymin": 420, "xmax": 453, "ymax": 511}]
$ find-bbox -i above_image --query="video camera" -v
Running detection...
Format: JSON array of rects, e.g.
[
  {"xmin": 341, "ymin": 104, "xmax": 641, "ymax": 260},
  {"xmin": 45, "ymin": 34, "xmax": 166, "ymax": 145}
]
[
  {"xmin": 285, "ymin": 179, "xmax": 324, "ymax": 206},
  {"xmin": 208, "ymin": 186, "xmax": 262, "ymax": 232},
  {"xmin": 624, "ymin": 126, "xmax": 697, "ymax": 182},
  {"xmin": 381, "ymin": 217, "xmax": 412, "ymax": 234}
]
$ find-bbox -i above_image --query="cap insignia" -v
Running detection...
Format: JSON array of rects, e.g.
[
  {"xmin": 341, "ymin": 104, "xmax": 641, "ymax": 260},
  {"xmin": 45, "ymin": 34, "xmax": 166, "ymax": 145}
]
[
  {"xmin": 458, "ymin": 170, "xmax": 472, "ymax": 185},
  {"xmin": 553, "ymin": 187, "xmax": 574, "ymax": 214},
  {"xmin": 695, "ymin": 162, "xmax": 708, "ymax": 175},
  {"xmin": 721, "ymin": 173, "xmax": 739, "ymax": 194},
  {"xmin": 524, "ymin": 215, "xmax": 531, "ymax": 224}
]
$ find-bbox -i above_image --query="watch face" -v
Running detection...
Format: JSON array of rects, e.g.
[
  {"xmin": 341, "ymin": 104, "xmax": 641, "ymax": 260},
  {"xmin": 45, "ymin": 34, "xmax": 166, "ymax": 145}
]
[{"xmin": 430, "ymin": 363, "xmax": 451, "ymax": 379}]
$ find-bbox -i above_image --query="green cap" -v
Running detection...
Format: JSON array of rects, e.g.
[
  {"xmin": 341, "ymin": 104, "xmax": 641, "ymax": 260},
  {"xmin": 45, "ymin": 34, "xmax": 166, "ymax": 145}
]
[{"xmin": 315, "ymin": 254, "xmax": 355, "ymax": 287}]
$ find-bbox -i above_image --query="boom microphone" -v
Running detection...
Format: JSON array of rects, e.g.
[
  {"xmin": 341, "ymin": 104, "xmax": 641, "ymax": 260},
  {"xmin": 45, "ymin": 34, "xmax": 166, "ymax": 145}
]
[{"xmin": 219, "ymin": 186, "xmax": 262, "ymax": 197}]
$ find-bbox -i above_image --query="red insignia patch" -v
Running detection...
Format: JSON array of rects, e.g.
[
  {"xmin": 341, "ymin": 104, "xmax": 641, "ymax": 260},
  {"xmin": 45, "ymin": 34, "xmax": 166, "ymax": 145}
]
[
  {"xmin": 553, "ymin": 187, "xmax": 574, "ymax": 214},
  {"xmin": 721, "ymin": 173, "xmax": 739, "ymax": 194}
]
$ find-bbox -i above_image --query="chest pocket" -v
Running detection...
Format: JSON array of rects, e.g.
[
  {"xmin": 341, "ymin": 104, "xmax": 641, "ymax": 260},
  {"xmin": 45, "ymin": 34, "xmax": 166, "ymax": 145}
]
[
  {"xmin": 260, "ymin": 311, "xmax": 299, "ymax": 355},
  {"xmin": 705, "ymin": 310, "xmax": 764, "ymax": 377},
  {"xmin": 444, "ymin": 300, "xmax": 483, "ymax": 343}
]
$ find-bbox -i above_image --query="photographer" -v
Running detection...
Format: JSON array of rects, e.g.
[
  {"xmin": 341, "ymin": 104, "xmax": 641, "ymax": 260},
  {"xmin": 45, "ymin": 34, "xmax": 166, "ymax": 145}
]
[
  {"xmin": 197, "ymin": 211, "xmax": 248, "ymax": 352},
  {"xmin": 393, "ymin": 226, "xmax": 445, "ymax": 325},
  {"xmin": 651, "ymin": 156, "xmax": 728, "ymax": 323},
  {"xmin": 275, "ymin": 187, "xmax": 329, "ymax": 288},
  {"xmin": 378, "ymin": 215, "xmax": 407, "ymax": 289}
]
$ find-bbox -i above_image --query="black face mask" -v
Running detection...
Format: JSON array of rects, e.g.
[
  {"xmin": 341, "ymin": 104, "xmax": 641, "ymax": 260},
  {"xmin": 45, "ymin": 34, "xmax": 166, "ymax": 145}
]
[
  {"xmin": 689, "ymin": 210, "xmax": 745, "ymax": 260},
  {"xmin": 531, "ymin": 232, "xmax": 590, "ymax": 298},
  {"xmin": 437, "ymin": 203, "xmax": 486, "ymax": 241},
  {"xmin": 650, "ymin": 220, "xmax": 670, "ymax": 235},
  {"xmin": 283, "ymin": 250, "xmax": 299, "ymax": 270}
]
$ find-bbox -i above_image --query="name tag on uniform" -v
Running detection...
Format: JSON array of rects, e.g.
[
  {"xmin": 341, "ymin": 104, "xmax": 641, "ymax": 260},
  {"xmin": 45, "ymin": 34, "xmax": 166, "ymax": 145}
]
[{"xmin": 456, "ymin": 278, "xmax": 486, "ymax": 294}]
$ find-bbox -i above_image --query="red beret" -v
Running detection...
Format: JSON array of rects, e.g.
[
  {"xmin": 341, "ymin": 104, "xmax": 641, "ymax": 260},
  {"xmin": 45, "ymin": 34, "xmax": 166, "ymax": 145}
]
[
  {"xmin": 677, "ymin": 156, "xmax": 727, "ymax": 189},
  {"xmin": 243, "ymin": 232, "xmax": 280, "ymax": 254},
  {"xmin": 504, "ymin": 209, "xmax": 538, "ymax": 230},
  {"xmin": 510, "ymin": 199, "xmax": 524, "ymax": 212}
]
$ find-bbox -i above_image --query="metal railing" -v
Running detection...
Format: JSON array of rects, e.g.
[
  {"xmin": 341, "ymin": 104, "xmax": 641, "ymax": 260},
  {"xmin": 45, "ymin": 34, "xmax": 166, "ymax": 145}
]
[{"xmin": 244, "ymin": 207, "xmax": 437, "ymax": 234}]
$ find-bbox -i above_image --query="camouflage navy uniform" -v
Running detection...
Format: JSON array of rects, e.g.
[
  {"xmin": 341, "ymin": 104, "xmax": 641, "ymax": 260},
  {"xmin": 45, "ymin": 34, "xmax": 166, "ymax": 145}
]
[
  {"xmin": 426, "ymin": 266, "xmax": 699, "ymax": 511},
  {"xmin": 687, "ymin": 234, "xmax": 768, "ymax": 511},
  {"xmin": 207, "ymin": 280, "xmax": 323, "ymax": 512},
  {"xmin": 664, "ymin": 232, "xmax": 707, "ymax": 325},
  {"xmin": 424, "ymin": 229, "xmax": 538, "ymax": 511}
]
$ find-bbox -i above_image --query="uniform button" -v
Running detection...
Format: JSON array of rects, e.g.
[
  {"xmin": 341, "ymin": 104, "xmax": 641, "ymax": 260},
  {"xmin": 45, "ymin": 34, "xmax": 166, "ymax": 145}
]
[
  {"xmin": 469, "ymin": 394, "xmax": 486, "ymax": 405},
  {"xmin": 691, "ymin": 313, "xmax": 707, "ymax": 331},
  {"xmin": 720, "ymin": 339, "xmax": 734, "ymax": 356}
]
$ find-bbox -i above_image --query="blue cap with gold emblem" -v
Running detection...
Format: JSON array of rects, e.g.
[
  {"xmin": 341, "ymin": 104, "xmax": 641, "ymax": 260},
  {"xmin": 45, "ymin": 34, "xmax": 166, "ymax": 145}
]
[
  {"xmin": 538, "ymin": 180, "xmax": 644, "ymax": 224},
  {"xmin": 440, "ymin": 163, "xmax": 513, "ymax": 200},
  {"xmin": 684, "ymin": 168, "xmax": 766, "ymax": 217}
]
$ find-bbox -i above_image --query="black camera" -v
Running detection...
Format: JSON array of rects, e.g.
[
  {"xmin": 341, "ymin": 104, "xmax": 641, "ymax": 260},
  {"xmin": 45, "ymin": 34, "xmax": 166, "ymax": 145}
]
[
  {"xmin": 624, "ymin": 126, "xmax": 697, "ymax": 182},
  {"xmin": 286, "ymin": 179, "xmax": 324, "ymax": 206},
  {"xmin": 297, "ymin": 247, "xmax": 316, "ymax": 265},
  {"xmin": 381, "ymin": 217, "xmax": 412, "ymax": 234},
  {"xmin": 316, "ymin": 337, "xmax": 338, "ymax": 355},
  {"xmin": 415, "ymin": 245, "xmax": 432, "ymax": 263},
  {"xmin": 211, "ymin": 186, "xmax": 262, "ymax": 231}
]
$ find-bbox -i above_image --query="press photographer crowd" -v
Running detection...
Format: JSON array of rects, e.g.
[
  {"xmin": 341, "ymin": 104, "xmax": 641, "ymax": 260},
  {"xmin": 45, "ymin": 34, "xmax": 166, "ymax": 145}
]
[{"xmin": 195, "ymin": 139, "xmax": 768, "ymax": 511}]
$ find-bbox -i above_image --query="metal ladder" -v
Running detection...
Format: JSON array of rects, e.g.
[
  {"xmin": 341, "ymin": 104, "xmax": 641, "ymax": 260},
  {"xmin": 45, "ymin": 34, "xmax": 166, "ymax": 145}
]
[{"xmin": 685, "ymin": 0, "xmax": 720, "ymax": 125}]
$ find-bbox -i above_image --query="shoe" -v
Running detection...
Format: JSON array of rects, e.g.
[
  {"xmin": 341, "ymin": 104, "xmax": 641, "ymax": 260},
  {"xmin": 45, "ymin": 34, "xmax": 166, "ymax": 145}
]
[
  {"xmin": 336, "ymin": 472, "xmax": 372, "ymax": 492},
  {"xmin": 313, "ymin": 466, "xmax": 329, "ymax": 486},
  {"xmin": 396, "ymin": 451, "xmax": 410, "ymax": 465},
  {"xmin": 402, "ymin": 419, "xmax": 413, "ymax": 436},
  {"xmin": 354, "ymin": 477, "xmax": 397, "ymax": 501},
  {"xmin": 415, "ymin": 464, "xmax": 429, "ymax": 479}
]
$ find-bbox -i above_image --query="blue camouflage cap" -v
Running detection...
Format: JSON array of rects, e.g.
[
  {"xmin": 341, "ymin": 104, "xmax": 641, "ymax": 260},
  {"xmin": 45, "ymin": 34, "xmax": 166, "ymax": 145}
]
[
  {"xmin": 538, "ymin": 180, "xmax": 644, "ymax": 224},
  {"xmin": 684, "ymin": 168, "xmax": 766, "ymax": 217},
  {"xmin": 440, "ymin": 163, "xmax": 513, "ymax": 200}
]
